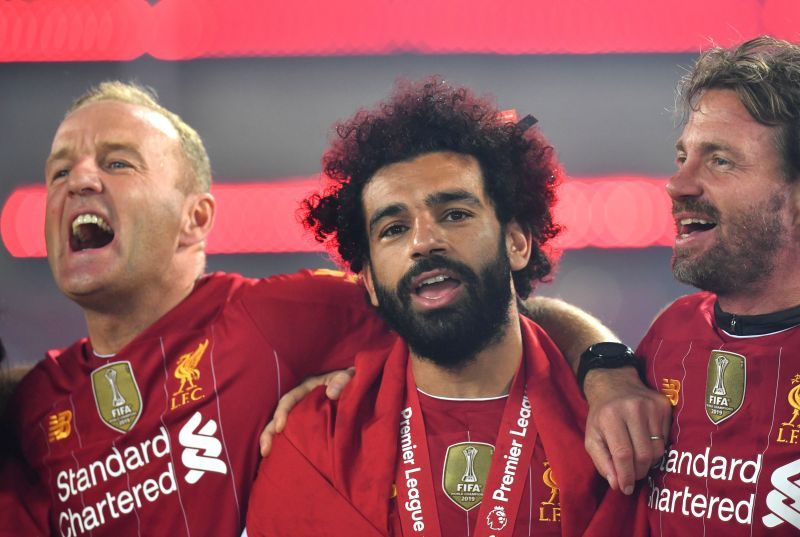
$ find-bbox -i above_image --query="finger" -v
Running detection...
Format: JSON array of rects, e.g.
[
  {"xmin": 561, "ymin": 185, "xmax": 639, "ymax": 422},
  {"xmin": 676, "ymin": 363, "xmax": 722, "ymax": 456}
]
[
  {"xmin": 660, "ymin": 396, "xmax": 673, "ymax": 442},
  {"xmin": 625, "ymin": 410, "xmax": 661, "ymax": 482},
  {"xmin": 606, "ymin": 425, "xmax": 637, "ymax": 495},
  {"xmin": 325, "ymin": 367, "xmax": 356, "ymax": 399},
  {"xmin": 645, "ymin": 404, "xmax": 669, "ymax": 464},
  {"xmin": 259, "ymin": 421, "xmax": 277, "ymax": 457},
  {"xmin": 271, "ymin": 386, "xmax": 313, "ymax": 435},
  {"xmin": 585, "ymin": 434, "xmax": 619, "ymax": 492}
]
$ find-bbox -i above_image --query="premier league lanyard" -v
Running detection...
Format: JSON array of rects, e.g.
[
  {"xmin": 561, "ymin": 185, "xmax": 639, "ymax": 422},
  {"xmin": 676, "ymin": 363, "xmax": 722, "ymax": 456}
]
[{"xmin": 395, "ymin": 360, "xmax": 537, "ymax": 537}]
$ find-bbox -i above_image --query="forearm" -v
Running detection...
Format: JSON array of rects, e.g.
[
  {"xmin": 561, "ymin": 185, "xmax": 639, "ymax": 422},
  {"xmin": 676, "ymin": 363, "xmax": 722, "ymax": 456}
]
[{"xmin": 521, "ymin": 295, "xmax": 619, "ymax": 373}]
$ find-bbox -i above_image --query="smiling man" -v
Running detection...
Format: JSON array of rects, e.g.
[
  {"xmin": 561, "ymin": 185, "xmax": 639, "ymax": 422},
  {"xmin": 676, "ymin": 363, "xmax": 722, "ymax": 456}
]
[
  {"xmin": 8, "ymin": 82, "xmax": 394, "ymax": 535},
  {"xmin": 246, "ymin": 79, "xmax": 646, "ymax": 536},
  {"xmin": 582, "ymin": 36, "xmax": 800, "ymax": 536}
]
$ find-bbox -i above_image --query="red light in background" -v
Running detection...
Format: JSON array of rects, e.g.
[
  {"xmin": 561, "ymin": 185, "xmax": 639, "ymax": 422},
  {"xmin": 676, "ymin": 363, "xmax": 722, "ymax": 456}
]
[
  {"xmin": 0, "ymin": 0, "xmax": 796, "ymax": 61},
  {"xmin": 1, "ymin": 176, "xmax": 673, "ymax": 258},
  {"xmin": 0, "ymin": 186, "xmax": 47, "ymax": 258}
]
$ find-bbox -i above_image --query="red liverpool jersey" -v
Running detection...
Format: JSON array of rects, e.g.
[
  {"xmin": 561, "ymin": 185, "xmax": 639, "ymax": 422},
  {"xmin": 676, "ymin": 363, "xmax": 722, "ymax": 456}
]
[
  {"xmin": 640, "ymin": 292, "xmax": 800, "ymax": 536},
  {"xmin": 391, "ymin": 391, "xmax": 563, "ymax": 536},
  {"xmin": 10, "ymin": 270, "xmax": 391, "ymax": 536},
  {"xmin": 247, "ymin": 317, "xmax": 647, "ymax": 537}
]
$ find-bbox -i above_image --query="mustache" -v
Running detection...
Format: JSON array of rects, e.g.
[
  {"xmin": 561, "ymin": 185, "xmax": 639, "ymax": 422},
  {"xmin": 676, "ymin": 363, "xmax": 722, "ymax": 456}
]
[
  {"xmin": 672, "ymin": 198, "xmax": 720, "ymax": 220},
  {"xmin": 397, "ymin": 255, "xmax": 476, "ymax": 298}
]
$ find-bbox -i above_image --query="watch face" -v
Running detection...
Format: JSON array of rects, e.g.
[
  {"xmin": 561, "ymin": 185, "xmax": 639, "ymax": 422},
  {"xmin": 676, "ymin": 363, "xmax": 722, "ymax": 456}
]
[{"xmin": 590, "ymin": 342, "xmax": 632, "ymax": 357}]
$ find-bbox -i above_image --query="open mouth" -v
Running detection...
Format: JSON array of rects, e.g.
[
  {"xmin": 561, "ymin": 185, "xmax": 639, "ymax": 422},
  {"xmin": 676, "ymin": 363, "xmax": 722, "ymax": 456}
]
[
  {"xmin": 677, "ymin": 217, "xmax": 716, "ymax": 238},
  {"xmin": 414, "ymin": 274, "xmax": 462, "ymax": 300},
  {"xmin": 70, "ymin": 214, "xmax": 115, "ymax": 252}
]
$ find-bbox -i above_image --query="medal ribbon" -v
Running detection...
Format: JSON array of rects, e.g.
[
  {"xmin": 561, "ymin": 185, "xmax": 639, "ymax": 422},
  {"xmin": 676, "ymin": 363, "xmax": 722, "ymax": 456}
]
[{"xmin": 395, "ymin": 359, "xmax": 537, "ymax": 537}]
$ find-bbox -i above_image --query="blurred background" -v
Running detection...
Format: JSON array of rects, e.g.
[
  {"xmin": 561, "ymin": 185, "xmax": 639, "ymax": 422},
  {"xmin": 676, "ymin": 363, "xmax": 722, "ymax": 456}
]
[{"xmin": 1, "ymin": 0, "xmax": 798, "ymax": 366}]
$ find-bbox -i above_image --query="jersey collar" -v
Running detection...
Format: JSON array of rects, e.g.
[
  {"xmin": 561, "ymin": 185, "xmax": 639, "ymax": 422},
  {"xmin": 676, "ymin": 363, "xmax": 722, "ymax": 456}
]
[{"xmin": 714, "ymin": 300, "xmax": 800, "ymax": 336}]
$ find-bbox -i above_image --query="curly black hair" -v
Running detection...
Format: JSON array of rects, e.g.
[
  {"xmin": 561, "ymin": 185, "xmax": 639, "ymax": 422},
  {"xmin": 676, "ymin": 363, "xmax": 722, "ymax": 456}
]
[{"xmin": 302, "ymin": 78, "xmax": 561, "ymax": 298}]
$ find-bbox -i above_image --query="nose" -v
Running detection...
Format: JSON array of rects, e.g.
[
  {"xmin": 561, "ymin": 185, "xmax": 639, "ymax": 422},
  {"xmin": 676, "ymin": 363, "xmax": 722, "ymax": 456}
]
[
  {"xmin": 666, "ymin": 158, "xmax": 703, "ymax": 201},
  {"xmin": 66, "ymin": 157, "xmax": 103, "ymax": 196},
  {"xmin": 409, "ymin": 215, "xmax": 447, "ymax": 259}
]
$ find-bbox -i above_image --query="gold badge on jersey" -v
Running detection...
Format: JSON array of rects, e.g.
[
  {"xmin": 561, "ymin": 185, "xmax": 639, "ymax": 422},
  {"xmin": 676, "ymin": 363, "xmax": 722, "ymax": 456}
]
[
  {"xmin": 705, "ymin": 350, "xmax": 746, "ymax": 424},
  {"xmin": 538, "ymin": 460, "xmax": 561, "ymax": 522},
  {"xmin": 661, "ymin": 378, "xmax": 681, "ymax": 406},
  {"xmin": 442, "ymin": 442, "xmax": 494, "ymax": 511},
  {"xmin": 47, "ymin": 410, "xmax": 73, "ymax": 442},
  {"xmin": 170, "ymin": 339, "xmax": 209, "ymax": 411},
  {"xmin": 776, "ymin": 373, "xmax": 800, "ymax": 445},
  {"xmin": 91, "ymin": 361, "xmax": 142, "ymax": 433}
]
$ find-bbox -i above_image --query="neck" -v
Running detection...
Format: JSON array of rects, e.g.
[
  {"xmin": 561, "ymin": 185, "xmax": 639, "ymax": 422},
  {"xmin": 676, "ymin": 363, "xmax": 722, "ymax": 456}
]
[
  {"xmin": 716, "ymin": 242, "xmax": 800, "ymax": 315},
  {"xmin": 410, "ymin": 309, "xmax": 523, "ymax": 399},
  {"xmin": 716, "ymin": 278, "xmax": 800, "ymax": 316},
  {"xmin": 83, "ymin": 274, "xmax": 198, "ymax": 355}
]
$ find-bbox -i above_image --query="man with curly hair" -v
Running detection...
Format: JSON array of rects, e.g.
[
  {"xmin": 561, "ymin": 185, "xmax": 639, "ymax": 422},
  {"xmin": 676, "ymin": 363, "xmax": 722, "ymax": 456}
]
[{"xmin": 246, "ymin": 79, "xmax": 647, "ymax": 536}]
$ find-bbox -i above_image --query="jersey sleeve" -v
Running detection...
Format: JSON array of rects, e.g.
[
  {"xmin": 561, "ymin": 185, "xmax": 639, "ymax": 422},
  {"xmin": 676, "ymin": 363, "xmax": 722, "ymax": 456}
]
[
  {"xmin": 2, "ymin": 370, "xmax": 51, "ymax": 536},
  {"xmin": 239, "ymin": 269, "xmax": 393, "ymax": 380},
  {"xmin": 0, "ymin": 454, "xmax": 49, "ymax": 536}
]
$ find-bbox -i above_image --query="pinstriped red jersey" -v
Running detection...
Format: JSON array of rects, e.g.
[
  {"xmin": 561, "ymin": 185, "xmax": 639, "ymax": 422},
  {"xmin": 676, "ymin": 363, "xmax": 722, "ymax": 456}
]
[
  {"xmin": 639, "ymin": 292, "xmax": 800, "ymax": 536},
  {"xmin": 393, "ymin": 392, "xmax": 563, "ymax": 537},
  {"xmin": 10, "ymin": 270, "xmax": 391, "ymax": 536}
]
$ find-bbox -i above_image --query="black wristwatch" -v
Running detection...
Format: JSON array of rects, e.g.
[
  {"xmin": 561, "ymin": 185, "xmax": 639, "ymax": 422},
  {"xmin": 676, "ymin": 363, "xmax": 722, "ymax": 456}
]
[{"xmin": 576, "ymin": 342, "xmax": 641, "ymax": 390}]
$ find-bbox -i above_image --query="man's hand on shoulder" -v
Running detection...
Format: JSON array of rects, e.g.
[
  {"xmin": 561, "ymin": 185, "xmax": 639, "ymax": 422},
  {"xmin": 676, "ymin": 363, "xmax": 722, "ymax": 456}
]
[
  {"xmin": 583, "ymin": 366, "xmax": 672, "ymax": 494},
  {"xmin": 259, "ymin": 367, "xmax": 355, "ymax": 456}
]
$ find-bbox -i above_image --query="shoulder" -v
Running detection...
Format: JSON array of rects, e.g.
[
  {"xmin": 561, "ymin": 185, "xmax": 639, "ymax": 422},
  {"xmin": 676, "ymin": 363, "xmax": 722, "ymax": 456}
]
[
  {"xmin": 239, "ymin": 269, "xmax": 365, "ymax": 303},
  {"xmin": 6, "ymin": 341, "xmax": 85, "ymax": 444},
  {"xmin": 18, "ymin": 340, "xmax": 86, "ymax": 390},
  {"xmin": 519, "ymin": 316, "xmax": 563, "ymax": 359},
  {"xmin": 638, "ymin": 291, "xmax": 714, "ymax": 349},
  {"xmin": 651, "ymin": 292, "xmax": 714, "ymax": 327}
]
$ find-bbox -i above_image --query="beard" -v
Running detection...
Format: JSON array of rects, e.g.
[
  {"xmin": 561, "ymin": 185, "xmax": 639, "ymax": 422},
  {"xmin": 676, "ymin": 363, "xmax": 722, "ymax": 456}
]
[
  {"xmin": 371, "ymin": 237, "xmax": 514, "ymax": 371},
  {"xmin": 671, "ymin": 193, "xmax": 788, "ymax": 295}
]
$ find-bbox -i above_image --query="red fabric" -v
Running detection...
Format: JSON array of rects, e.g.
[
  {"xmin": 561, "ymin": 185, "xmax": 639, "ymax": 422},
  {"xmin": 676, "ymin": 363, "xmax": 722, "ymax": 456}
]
[
  {"xmin": 639, "ymin": 292, "xmax": 800, "ymax": 536},
  {"xmin": 0, "ymin": 454, "xmax": 48, "ymax": 536},
  {"xmin": 9, "ymin": 270, "xmax": 390, "ymax": 535},
  {"xmin": 248, "ymin": 317, "xmax": 648, "ymax": 536}
]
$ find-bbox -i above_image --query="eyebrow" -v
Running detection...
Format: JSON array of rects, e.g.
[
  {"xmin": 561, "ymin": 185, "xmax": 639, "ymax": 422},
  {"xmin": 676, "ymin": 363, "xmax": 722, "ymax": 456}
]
[
  {"xmin": 367, "ymin": 188, "xmax": 484, "ymax": 234},
  {"xmin": 425, "ymin": 189, "xmax": 482, "ymax": 208},
  {"xmin": 45, "ymin": 147, "xmax": 72, "ymax": 170},
  {"xmin": 45, "ymin": 142, "xmax": 145, "ymax": 170},
  {"xmin": 675, "ymin": 140, "xmax": 742, "ymax": 159}
]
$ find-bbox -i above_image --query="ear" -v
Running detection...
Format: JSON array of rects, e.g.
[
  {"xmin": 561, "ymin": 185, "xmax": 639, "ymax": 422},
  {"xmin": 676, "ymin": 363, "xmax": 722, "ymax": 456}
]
[
  {"xmin": 179, "ymin": 192, "xmax": 216, "ymax": 248},
  {"xmin": 361, "ymin": 261, "xmax": 381, "ymax": 308},
  {"xmin": 504, "ymin": 220, "xmax": 532, "ymax": 272}
]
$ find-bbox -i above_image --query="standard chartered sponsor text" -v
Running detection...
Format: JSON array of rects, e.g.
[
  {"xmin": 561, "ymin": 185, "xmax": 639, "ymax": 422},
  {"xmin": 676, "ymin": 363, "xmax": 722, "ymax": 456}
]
[
  {"xmin": 56, "ymin": 427, "xmax": 175, "ymax": 536},
  {"xmin": 648, "ymin": 446, "xmax": 762, "ymax": 525}
]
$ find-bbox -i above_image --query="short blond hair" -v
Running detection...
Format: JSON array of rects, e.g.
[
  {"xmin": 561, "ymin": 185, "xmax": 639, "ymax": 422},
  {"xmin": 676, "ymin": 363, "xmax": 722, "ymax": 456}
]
[{"xmin": 68, "ymin": 81, "xmax": 211, "ymax": 192}]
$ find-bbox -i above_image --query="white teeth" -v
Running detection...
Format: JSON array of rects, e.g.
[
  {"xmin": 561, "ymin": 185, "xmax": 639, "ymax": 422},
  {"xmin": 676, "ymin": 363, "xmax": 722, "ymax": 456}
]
[
  {"xmin": 71, "ymin": 213, "xmax": 112, "ymax": 236},
  {"xmin": 419, "ymin": 275, "xmax": 449, "ymax": 287},
  {"xmin": 680, "ymin": 218, "xmax": 712, "ymax": 225}
]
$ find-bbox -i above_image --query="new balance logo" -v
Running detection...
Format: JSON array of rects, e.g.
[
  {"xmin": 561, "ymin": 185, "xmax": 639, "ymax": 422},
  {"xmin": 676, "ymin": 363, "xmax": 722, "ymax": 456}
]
[
  {"xmin": 178, "ymin": 411, "xmax": 227, "ymax": 484},
  {"xmin": 763, "ymin": 458, "xmax": 800, "ymax": 530},
  {"xmin": 48, "ymin": 410, "xmax": 72, "ymax": 442}
]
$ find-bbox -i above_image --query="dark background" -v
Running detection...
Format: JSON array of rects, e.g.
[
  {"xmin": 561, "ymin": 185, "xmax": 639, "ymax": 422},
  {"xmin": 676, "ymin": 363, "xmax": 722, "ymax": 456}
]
[{"xmin": 0, "ymin": 53, "xmax": 695, "ymax": 366}]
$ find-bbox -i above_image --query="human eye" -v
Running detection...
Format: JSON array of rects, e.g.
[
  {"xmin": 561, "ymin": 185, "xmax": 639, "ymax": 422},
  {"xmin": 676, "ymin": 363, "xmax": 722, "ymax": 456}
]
[
  {"xmin": 106, "ymin": 160, "xmax": 131, "ymax": 170},
  {"xmin": 51, "ymin": 168, "xmax": 70, "ymax": 181},
  {"xmin": 443, "ymin": 209, "xmax": 472, "ymax": 222},
  {"xmin": 379, "ymin": 223, "xmax": 407, "ymax": 239},
  {"xmin": 711, "ymin": 155, "xmax": 731, "ymax": 167},
  {"xmin": 45, "ymin": 164, "xmax": 70, "ymax": 185}
]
